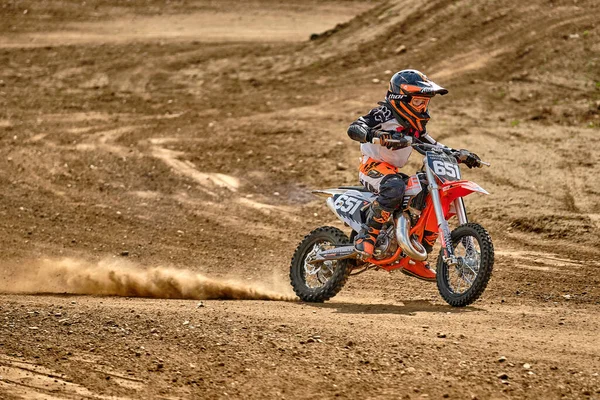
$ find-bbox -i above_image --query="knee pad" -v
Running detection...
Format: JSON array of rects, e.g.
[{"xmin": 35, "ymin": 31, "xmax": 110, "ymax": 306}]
[{"xmin": 377, "ymin": 175, "xmax": 406, "ymax": 211}]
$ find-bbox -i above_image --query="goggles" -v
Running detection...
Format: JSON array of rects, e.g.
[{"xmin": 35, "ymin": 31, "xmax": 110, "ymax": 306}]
[{"xmin": 409, "ymin": 96, "xmax": 430, "ymax": 113}]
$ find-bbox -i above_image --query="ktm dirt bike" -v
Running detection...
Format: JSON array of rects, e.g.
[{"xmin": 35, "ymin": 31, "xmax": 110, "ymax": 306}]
[{"xmin": 290, "ymin": 141, "xmax": 494, "ymax": 307}]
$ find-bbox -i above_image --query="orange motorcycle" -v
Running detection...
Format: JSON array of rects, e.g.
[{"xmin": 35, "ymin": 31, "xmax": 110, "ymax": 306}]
[{"xmin": 290, "ymin": 141, "xmax": 494, "ymax": 307}]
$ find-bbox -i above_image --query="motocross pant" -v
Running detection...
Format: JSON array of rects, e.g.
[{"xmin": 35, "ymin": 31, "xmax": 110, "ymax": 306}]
[
  {"xmin": 358, "ymin": 157, "xmax": 438, "ymax": 252},
  {"xmin": 358, "ymin": 157, "xmax": 405, "ymax": 211}
]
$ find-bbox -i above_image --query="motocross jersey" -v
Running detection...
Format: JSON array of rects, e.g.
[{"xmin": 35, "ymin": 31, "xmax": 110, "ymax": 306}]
[{"xmin": 349, "ymin": 103, "xmax": 445, "ymax": 168}]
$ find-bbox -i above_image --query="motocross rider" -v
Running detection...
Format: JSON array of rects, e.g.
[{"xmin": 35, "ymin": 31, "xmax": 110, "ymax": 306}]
[{"xmin": 347, "ymin": 69, "xmax": 480, "ymax": 281}]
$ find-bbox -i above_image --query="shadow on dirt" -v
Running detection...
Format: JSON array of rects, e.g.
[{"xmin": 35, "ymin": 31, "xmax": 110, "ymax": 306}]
[{"xmin": 305, "ymin": 300, "xmax": 484, "ymax": 315}]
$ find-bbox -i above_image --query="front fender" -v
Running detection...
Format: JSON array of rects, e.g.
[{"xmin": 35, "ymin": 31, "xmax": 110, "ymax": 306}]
[
  {"xmin": 418, "ymin": 180, "xmax": 489, "ymax": 235},
  {"xmin": 441, "ymin": 180, "xmax": 489, "ymax": 202},
  {"xmin": 440, "ymin": 180, "xmax": 489, "ymax": 219}
]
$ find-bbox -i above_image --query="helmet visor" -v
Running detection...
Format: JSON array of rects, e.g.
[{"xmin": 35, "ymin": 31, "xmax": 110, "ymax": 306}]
[{"xmin": 410, "ymin": 96, "xmax": 430, "ymax": 113}]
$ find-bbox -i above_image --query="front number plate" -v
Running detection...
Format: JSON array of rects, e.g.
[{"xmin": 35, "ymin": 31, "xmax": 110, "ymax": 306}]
[{"xmin": 426, "ymin": 152, "xmax": 461, "ymax": 182}]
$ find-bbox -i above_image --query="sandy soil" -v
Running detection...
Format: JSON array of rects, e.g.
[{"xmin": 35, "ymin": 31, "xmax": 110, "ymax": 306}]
[
  {"xmin": 0, "ymin": 5, "xmax": 363, "ymax": 48},
  {"xmin": 0, "ymin": 0, "xmax": 599, "ymax": 398}
]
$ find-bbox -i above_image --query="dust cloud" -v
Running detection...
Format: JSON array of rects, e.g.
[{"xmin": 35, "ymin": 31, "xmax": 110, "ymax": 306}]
[{"xmin": 0, "ymin": 258, "xmax": 295, "ymax": 301}]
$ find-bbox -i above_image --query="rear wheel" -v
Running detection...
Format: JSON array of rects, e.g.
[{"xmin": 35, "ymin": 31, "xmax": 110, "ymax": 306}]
[
  {"xmin": 436, "ymin": 223, "xmax": 494, "ymax": 307},
  {"xmin": 290, "ymin": 226, "xmax": 352, "ymax": 302}
]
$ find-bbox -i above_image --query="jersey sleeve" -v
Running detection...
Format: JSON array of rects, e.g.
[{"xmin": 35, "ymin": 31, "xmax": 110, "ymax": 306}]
[
  {"xmin": 348, "ymin": 105, "xmax": 393, "ymax": 143},
  {"xmin": 359, "ymin": 105, "xmax": 395, "ymax": 128}
]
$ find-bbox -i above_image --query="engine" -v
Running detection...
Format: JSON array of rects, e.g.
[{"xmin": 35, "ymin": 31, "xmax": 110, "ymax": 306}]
[{"xmin": 373, "ymin": 224, "xmax": 399, "ymax": 259}]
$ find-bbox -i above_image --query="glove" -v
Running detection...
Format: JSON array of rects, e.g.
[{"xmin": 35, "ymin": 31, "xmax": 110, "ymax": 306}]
[
  {"xmin": 371, "ymin": 130, "xmax": 412, "ymax": 150},
  {"xmin": 456, "ymin": 149, "xmax": 481, "ymax": 168},
  {"xmin": 347, "ymin": 123, "xmax": 371, "ymax": 143}
]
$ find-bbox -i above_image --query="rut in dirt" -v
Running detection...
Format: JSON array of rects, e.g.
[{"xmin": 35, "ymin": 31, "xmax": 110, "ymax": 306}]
[{"xmin": 0, "ymin": 258, "xmax": 295, "ymax": 301}]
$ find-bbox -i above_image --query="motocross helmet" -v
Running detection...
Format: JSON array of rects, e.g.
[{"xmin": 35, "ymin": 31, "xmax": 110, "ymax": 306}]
[{"xmin": 386, "ymin": 69, "xmax": 448, "ymax": 132}]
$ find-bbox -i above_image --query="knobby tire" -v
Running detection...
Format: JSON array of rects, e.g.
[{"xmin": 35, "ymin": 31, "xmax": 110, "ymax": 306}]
[
  {"xmin": 290, "ymin": 226, "xmax": 352, "ymax": 303},
  {"xmin": 436, "ymin": 222, "xmax": 494, "ymax": 307}
]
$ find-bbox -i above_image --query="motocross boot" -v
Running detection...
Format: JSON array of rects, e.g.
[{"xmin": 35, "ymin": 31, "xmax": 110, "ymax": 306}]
[{"xmin": 354, "ymin": 201, "xmax": 392, "ymax": 257}]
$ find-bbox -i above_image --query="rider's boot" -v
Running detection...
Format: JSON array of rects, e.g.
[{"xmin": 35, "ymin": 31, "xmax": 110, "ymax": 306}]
[{"xmin": 354, "ymin": 201, "xmax": 391, "ymax": 257}]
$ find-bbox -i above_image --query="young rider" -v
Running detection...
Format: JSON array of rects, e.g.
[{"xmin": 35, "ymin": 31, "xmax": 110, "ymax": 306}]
[{"xmin": 347, "ymin": 69, "xmax": 480, "ymax": 281}]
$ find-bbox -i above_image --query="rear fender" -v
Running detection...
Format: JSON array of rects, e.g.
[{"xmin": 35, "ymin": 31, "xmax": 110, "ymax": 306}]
[{"xmin": 312, "ymin": 189, "xmax": 347, "ymax": 198}]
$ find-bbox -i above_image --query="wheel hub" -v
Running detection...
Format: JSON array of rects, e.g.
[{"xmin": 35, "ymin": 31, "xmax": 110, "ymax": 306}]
[{"xmin": 303, "ymin": 242, "xmax": 338, "ymax": 288}]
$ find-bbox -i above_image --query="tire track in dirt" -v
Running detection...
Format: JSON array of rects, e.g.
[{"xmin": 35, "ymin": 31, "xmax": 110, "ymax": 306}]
[
  {"xmin": 150, "ymin": 143, "xmax": 240, "ymax": 193},
  {"xmin": 0, "ymin": 355, "xmax": 124, "ymax": 400},
  {"xmin": 495, "ymin": 250, "xmax": 600, "ymax": 271}
]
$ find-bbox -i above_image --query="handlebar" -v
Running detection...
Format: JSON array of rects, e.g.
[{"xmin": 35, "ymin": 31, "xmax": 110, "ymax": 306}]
[{"xmin": 373, "ymin": 138, "xmax": 491, "ymax": 168}]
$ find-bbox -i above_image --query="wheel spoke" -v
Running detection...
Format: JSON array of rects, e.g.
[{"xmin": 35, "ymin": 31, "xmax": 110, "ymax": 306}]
[
  {"xmin": 303, "ymin": 241, "xmax": 339, "ymax": 289},
  {"xmin": 291, "ymin": 227, "xmax": 353, "ymax": 303},
  {"xmin": 435, "ymin": 223, "xmax": 494, "ymax": 307},
  {"xmin": 446, "ymin": 233, "xmax": 481, "ymax": 295}
]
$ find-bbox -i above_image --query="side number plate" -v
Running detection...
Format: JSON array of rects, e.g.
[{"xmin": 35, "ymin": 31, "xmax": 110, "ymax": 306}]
[{"xmin": 333, "ymin": 194, "xmax": 363, "ymax": 214}]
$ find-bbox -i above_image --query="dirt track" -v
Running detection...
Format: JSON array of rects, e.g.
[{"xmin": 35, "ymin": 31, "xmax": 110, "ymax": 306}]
[{"xmin": 1, "ymin": 0, "xmax": 599, "ymax": 399}]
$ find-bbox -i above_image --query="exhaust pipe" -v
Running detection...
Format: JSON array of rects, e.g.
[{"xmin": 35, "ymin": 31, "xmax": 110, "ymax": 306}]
[{"xmin": 396, "ymin": 213, "xmax": 428, "ymax": 261}]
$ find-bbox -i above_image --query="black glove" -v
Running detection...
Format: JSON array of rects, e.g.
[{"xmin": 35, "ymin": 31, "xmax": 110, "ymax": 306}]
[
  {"xmin": 456, "ymin": 149, "xmax": 481, "ymax": 168},
  {"xmin": 347, "ymin": 123, "xmax": 371, "ymax": 143},
  {"xmin": 371, "ymin": 130, "xmax": 412, "ymax": 150}
]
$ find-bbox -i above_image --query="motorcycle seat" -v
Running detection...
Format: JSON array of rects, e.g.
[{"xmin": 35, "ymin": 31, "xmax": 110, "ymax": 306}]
[{"xmin": 338, "ymin": 186, "xmax": 371, "ymax": 192}]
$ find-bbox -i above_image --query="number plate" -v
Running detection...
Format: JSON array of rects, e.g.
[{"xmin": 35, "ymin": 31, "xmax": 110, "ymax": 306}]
[
  {"xmin": 426, "ymin": 152, "xmax": 461, "ymax": 182},
  {"xmin": 332, "ymin": 193, "xmax": 369, "ymax": 223},
  {"xmin": 333, "ymin": 194, "xmax": 364, "ymax": 214}
]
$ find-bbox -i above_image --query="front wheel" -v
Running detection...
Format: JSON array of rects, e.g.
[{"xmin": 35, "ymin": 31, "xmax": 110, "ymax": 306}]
[
  {"xmin": 436, "ymin": 223, "xmax": 494, "ymax": 307},
  {"xmin": 290, "ymin": 226, "xmax": 352, "ymax": 303}
]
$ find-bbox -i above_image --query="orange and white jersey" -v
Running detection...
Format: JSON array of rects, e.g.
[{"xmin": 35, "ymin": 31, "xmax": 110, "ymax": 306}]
[
  {"xmin": 360, "ymin": 122, "xmax": 413, "ymax": 169},
  {"xmin": 351, "ymin": 103, "xmax": 444, "ymax": 169}
]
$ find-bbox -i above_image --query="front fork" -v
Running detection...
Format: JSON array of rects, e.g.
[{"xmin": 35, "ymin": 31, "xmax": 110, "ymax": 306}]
[{"xmin": 425, "ymin": 166, "xmax": 469, "ymax": 267}]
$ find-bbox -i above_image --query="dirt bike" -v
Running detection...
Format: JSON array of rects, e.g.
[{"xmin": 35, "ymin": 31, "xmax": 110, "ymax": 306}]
[{"xmin": 289, "ymin": 140, "xmax": 494, "ymax": 307}]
